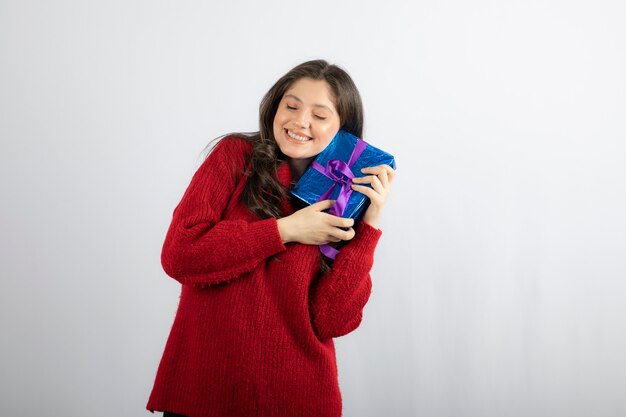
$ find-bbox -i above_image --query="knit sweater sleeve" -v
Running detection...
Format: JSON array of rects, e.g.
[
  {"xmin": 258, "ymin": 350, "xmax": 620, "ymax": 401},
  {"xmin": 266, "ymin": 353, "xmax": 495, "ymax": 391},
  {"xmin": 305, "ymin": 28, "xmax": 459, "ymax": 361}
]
[
  {"xmin": 308, "ymin": 221, "xmax": 382, "ymax": 340},
  {"xmin": 160, "ymin": 138, "xmax": 287, "ymax": 286}
]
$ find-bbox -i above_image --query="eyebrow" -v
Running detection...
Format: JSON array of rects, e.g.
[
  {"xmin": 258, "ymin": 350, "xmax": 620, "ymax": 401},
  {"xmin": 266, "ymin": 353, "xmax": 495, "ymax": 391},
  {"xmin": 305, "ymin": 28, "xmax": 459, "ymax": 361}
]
[{"xmin": 284, "ymin": 94, "xmax": 335, "ymax": 114}]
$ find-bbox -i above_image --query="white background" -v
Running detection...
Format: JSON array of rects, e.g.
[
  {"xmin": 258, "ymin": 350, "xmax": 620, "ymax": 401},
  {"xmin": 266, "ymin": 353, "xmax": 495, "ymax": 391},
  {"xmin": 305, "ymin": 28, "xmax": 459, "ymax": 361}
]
[{"xmin": 1, "ymin": 1, "xmax": 625, "ymax": 416}]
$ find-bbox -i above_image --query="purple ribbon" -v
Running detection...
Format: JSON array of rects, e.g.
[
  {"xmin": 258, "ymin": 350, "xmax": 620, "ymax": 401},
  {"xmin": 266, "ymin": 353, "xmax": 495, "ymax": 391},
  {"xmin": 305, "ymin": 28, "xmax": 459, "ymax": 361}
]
[{"xmin": 312, "ymin": 139, "xmax": 368, "ymax": 259}]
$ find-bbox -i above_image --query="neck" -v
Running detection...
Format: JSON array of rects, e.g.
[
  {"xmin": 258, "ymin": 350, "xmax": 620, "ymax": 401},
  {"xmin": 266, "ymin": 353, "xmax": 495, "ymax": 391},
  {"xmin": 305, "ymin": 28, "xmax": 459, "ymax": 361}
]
[{"xmin": 288, "ymin": 157, "xmax": 314, "ymax": 183}]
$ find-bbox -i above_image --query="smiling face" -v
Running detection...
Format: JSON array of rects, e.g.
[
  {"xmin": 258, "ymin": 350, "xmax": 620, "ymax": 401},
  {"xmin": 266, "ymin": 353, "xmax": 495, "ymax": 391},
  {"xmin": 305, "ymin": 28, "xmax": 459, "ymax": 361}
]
[{"xmin": 272, "ymin": 77, "xmax": 341, "ymax": 162}]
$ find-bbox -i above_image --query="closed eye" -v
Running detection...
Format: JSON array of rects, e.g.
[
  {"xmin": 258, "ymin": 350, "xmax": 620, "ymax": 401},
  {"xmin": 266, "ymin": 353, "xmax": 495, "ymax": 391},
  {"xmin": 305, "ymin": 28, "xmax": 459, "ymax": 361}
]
[
  {"xmin": 286, "ymin": 104, "xmax": 297, "ymax": 110},
  {"xmin": 314, "ymin": 115, "xmax": 327, "ymax": 120}
]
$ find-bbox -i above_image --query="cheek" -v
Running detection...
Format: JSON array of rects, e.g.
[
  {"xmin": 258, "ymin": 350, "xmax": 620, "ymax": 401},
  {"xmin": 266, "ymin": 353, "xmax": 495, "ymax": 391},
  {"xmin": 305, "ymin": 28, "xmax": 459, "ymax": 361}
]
[
  {"xmin": 272, "ymin": 116, "xmax": 279, "ymax": 130},
  {"xmin": 272, "ymin": 112, "xmax": 286, "ymax": 134},
  {"xmin": 316, "ymin": 123, "xmax": 340, "ymax": 143},
  {"xmin": 274, "ymin": 107, "xmax": 290, "ymax": 124}
]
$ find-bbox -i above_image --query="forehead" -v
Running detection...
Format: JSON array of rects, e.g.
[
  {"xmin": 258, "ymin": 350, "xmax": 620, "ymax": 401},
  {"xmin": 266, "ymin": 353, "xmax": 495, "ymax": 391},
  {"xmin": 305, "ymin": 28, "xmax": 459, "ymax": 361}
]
[{"xmin": 283, "ymin": 78, "xmax": 337, "ymax": 110}]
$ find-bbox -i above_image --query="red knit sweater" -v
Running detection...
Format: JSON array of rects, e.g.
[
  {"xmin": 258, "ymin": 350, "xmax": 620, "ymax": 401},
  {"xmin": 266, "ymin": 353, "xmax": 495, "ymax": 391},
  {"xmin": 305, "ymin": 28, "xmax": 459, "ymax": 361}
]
[{"xmin": 147, "ymin": 137, "xmax": 382, "ymax": 417}]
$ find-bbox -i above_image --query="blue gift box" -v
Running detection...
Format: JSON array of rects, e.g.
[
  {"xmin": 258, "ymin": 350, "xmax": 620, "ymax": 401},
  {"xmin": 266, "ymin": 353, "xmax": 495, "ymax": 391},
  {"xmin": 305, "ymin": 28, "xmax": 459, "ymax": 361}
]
[{"xmin": 290, "ymin": 129, "xmax": 396, "ymax": 222}]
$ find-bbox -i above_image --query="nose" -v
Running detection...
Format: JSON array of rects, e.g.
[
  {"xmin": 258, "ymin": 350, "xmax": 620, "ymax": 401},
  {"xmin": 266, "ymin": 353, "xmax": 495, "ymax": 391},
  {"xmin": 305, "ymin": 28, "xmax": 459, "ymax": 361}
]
[{"xmin": 294, "ymin": 115, "xmax": 310, "ymax": 129}]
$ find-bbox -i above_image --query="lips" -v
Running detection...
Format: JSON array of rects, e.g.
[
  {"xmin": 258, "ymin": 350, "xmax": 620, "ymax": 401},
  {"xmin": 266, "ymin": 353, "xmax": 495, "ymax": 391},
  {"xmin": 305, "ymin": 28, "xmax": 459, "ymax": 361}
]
[{"xmin": 284, "ymin": 128, "xmax": 313, "ymax": 143}]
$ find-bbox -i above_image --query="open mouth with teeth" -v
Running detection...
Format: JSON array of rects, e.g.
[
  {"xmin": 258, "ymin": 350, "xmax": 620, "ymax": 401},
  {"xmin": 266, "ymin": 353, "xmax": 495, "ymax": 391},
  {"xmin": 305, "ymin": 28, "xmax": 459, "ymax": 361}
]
[{"xmin": 284, "ymin": 128, "xmax": 313, "ymax": 143}]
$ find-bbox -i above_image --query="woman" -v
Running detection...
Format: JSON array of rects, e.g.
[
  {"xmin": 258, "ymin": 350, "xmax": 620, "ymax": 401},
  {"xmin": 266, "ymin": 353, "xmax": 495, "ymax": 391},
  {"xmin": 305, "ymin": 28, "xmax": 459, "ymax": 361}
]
[{"xmin": 147, "ymin": 59, "xmax": 395, "ymax": 417}]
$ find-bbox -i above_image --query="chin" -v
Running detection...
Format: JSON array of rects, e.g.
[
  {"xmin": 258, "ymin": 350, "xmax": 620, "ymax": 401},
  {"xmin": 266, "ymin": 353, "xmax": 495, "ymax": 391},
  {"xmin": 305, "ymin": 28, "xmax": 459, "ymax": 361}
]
[{"xmin": 280, "ymin": 148, "xmax": 314, "ymax": 160}]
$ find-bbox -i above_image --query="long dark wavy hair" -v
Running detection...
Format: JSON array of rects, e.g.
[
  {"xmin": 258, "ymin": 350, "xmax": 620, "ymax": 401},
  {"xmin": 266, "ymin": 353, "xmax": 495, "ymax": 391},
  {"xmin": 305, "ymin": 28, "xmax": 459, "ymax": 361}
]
[{"xmin": 205, "ymin": 59, "xmax": 364, "ymax": 271}]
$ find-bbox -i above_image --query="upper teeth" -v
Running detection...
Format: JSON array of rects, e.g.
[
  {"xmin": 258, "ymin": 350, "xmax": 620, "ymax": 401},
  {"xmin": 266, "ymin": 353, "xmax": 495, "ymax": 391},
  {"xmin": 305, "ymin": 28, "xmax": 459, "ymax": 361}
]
[{"xmin": 287, "ymin": 130, "xmax": 310, "ymax": 141}]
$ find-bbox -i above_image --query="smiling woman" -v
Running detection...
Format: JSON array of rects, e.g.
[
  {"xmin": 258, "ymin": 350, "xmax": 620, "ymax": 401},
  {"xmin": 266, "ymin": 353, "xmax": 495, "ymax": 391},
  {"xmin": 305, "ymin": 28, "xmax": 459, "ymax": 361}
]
[{"xmin": 146, "ymin": 59, "xmax": 395, "ymax": 417}]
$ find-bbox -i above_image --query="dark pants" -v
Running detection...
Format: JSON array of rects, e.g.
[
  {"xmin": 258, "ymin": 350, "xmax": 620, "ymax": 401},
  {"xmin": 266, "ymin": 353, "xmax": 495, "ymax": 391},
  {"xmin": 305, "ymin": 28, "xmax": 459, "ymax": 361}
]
[{"xmin": 163, "ymin": 412, "xmax": 187, "ymax": 417}]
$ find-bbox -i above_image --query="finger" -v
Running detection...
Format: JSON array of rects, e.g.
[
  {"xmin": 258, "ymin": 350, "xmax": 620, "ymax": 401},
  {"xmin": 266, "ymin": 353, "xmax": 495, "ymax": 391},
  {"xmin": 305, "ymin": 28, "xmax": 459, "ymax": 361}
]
[
  {"xmin": 378, "ymin": 169, "xmax": 390, "ymax": 188},
  {"xmin": 370, "ymin": 175, "xmax": 385, "ymax": 195},
  {"xmin": 360, "ymin": 164, "xmax": 390, "ymax": 175},
  {"xmin": 325, "ymin": 214, "xmax": 355, "ymax": 228},
  {"xmin": 310, "ymin": 199, "xmax": 336, "ymax": 211},
  {"xmin": 355, "ymin": 175, "xmax": 385, "ymax": 194},
  {"xmin": 328, "ymin": 226, "xmax": 355, "ymax": 241},
  {"xmin": 351, "ymin": 175, "xmax": 374, "ymax": 184},
  {"xmin": 326, "ymin": 235, "xmax": 342, "ymax": 243},
  {"xmin": 343, "ymin": 227, "xmax": 356, "ymax": 241},
  {"xmin": 351, "ymin": 183, "xmax": 379, "ymax": 201},
  {"xmin": 360, "ymin": 166, "xmax": 384, "ymax": 176},
  {"xmin": 362, "ymin": 165, "xmax": 395, "ymax": 184},
  {"xmin": 356, "ymin": 170, "xmax": 389, "ymax": 190}
]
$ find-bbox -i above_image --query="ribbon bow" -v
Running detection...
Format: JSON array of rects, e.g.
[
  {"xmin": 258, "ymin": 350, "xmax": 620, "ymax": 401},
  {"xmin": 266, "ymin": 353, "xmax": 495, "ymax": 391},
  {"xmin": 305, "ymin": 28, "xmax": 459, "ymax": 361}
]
[{"xmin": 311, "ymin": 138, "xmax": 368, "ymax": 259}]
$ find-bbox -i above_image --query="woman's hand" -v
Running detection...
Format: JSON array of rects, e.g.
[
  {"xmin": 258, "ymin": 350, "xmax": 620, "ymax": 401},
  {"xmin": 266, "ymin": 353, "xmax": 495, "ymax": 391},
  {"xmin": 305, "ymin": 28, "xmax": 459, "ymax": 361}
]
[
  {"xmin": 351, "ymin": 164, "xmax": 396, "ymax": 229},
  {"xmin": 277, "ymin": 200, "xmax": 356, "ymax": 245}
]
